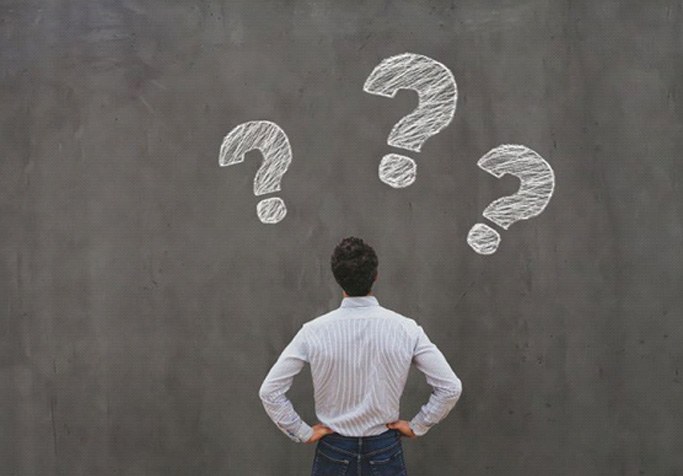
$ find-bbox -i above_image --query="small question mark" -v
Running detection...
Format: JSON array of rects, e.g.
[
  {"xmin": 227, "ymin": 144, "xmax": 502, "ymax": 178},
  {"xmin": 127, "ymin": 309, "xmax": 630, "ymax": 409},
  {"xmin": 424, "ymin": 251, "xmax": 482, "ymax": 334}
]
[
  {"xmin": 218, "ymin": 120, "xmax": 292, "ymax": 224},
  {"xmin": 467, "ymin": 144, "xmax": 555, "ymax": 255},
  {"xmin": 364, "ymin": 53, "xmax": 457, "ymax": 188}
]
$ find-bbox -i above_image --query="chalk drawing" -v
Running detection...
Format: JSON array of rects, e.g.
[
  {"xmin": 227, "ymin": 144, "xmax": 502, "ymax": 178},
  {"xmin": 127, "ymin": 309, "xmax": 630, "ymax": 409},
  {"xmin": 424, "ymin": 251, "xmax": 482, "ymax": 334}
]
[
  {"xmin": 218, "ymin": 120, "xmax": 292, "ymax": 224},
  {"xmin": 467, "ymin": 144, "xmax": 555, "ymax": 254},
  {"xmin": 467, "ymin": 224, "xmax": 501, "ymax": 256},
  {"xmin": 364, "ymin": 53, "xmax": 457, "ymax": 188},
  {"xmin": 378, "ymin": 154, "xmax": 417, "ymax": 188}
]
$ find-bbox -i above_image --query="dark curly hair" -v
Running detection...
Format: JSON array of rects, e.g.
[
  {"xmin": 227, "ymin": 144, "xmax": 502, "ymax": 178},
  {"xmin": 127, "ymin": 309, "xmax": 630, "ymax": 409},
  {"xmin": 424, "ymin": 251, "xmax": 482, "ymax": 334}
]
[{"xmin": 331, "ymin": 237, "xmax": 378, "ymax": 297}]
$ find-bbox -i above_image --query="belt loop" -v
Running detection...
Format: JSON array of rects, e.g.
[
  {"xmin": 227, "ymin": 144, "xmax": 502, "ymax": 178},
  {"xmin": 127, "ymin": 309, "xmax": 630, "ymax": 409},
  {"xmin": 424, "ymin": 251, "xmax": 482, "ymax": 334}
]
[{"xmin": 358, "ymin": 436, "xmax": 363, "ymax": 473}]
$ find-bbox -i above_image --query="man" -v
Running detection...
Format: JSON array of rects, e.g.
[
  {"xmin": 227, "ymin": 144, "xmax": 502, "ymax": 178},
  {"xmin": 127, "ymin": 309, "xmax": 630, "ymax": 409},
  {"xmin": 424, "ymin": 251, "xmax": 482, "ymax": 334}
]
[{"xmin": 259, "ymin": 237, "xmax": 462, "ymax": 475}]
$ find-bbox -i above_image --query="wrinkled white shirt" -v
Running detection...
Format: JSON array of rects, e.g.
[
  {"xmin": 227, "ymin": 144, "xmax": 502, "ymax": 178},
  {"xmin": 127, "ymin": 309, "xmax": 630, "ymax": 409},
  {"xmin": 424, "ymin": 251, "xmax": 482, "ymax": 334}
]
[{"xmin": 258, "ymin": 296, "xmax": 462, "ymax": 443}]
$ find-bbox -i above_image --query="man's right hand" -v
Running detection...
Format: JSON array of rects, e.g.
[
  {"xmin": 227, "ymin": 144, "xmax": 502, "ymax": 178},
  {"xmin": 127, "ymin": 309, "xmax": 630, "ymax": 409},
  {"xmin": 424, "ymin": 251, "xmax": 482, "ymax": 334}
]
[
  {"xmin": 386, "ymin": 420, "xmax": 416, "ymax": 438},
  {"xmin": 305, "ymin": 423, "xmax": 334, "ymax": 444}
]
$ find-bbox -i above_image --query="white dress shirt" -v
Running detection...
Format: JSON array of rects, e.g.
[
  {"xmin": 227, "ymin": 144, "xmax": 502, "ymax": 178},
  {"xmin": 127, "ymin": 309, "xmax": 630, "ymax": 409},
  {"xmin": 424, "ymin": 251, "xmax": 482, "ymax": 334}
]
[{"xmin": 258, "ymin": 295, "xmax": 463, "ymax": 443}]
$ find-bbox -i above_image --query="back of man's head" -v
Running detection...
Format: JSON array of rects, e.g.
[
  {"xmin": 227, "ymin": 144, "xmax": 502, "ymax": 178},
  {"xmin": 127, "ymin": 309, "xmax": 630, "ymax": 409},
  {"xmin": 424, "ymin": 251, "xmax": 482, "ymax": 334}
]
[{"xmin": 331, "ymin": 237, "xmax": 378, "ymax": 297}]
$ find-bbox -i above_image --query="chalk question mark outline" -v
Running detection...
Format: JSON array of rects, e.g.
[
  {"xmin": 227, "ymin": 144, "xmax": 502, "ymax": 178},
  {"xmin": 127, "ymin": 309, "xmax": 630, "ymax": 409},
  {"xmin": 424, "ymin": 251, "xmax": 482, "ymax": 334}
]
[
  {"xmin": 364, "ymin": 53, "xmax": 458, "ymax": 188},
  {"xmin": 467, "ymin": 144, "xmax": 555, "ymax": 255},
  {"xmin": 218, "ymin": 120, "xmax": 292, "ymax": 224}
]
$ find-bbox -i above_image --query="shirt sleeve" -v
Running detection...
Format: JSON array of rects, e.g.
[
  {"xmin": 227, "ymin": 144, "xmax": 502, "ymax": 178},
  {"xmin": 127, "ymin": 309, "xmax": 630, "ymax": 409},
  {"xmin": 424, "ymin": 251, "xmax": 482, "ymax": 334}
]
[
  {"xmin": 409, "ymin": 325, "xmax": 463, "ymax": 437},
  {"xmin": 258, "ymin": 325, "xmax": 314, "ymax": 443}
]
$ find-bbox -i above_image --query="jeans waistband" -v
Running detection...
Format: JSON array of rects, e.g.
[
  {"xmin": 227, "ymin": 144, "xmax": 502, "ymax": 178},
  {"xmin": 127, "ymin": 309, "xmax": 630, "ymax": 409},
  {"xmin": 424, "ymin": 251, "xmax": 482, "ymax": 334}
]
[{"xmin": 323, "ymin": 428, "xmax": 399, "ymax": 442}]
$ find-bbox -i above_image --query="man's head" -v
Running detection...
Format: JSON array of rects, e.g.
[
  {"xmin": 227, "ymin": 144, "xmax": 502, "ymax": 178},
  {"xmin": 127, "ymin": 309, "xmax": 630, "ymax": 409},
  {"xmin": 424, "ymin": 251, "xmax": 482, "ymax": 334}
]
[{"xmin": 331, "ymin": 237, "xmax": 378, "ymax": 297}]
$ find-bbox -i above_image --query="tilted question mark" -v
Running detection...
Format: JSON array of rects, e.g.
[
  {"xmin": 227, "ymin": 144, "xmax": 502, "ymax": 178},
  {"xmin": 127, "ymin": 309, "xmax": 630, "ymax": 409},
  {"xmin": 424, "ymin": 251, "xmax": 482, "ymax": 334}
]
[
  {"xmin": 364, "ymin": 53, "xmax": 458, "ymax": 188},
  {"xmin": 467, "ymin": 145, "xmax": 555, "ymax": 255},
  {"xmin": 218, "ymin": 120, "xmax": 292, "ymax": 224}
]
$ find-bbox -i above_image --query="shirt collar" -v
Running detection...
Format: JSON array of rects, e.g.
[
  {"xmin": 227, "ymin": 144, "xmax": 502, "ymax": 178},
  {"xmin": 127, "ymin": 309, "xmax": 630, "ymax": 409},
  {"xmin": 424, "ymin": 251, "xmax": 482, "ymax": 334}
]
[{"xmin": 340, "ymin": 295, "xmax": 379, "ymax": 308}]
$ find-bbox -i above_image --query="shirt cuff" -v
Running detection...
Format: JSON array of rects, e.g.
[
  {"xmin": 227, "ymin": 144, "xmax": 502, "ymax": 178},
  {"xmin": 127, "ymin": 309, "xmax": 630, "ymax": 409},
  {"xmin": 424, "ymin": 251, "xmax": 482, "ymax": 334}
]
[
  {"xmin": 408, "ymin": 418, "xmax": 430, "ymax": 437},
  {"xmin": 291, "ymin": 421, "xmax": 314, "ymax": 443}
]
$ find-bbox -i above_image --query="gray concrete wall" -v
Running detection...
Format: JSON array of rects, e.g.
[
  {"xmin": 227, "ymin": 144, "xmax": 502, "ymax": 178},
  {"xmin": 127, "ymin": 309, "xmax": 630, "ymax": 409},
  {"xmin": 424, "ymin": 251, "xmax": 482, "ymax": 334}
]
[{"xmin": 1, "ymin": 1, "xmax": 682, "ymax": 474}]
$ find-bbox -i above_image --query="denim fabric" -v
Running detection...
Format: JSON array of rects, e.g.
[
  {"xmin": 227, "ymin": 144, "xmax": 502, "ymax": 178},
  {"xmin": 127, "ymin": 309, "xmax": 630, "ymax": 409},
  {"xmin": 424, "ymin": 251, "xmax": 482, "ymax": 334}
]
[{"xmin": 311, "ymin": 429, "xmax": 407, "ymax": 476}]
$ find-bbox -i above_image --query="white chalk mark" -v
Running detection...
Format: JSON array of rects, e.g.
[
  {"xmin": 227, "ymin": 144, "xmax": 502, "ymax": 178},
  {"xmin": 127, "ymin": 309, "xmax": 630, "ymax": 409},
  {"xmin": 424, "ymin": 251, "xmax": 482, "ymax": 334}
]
[
  {"xmin": 256, "ymin": 197, "xmax": 287, "ymax": 224},
  {"xmin": 478, "ymin": 144, "xmax": 555, "ymax": 229},
  {"xmin": 363, "ymin": 53, "xmax": 457, "ymax": 152},
  {"xmin": 150, "ymin": 79, "xmax": 168, "ymax": 91},
  {"xmin": 218, "ymin": 120, "xmax": 292, "ymax": 224},
  {"xmin": 467, "ymin": 223, "xmax": 501, "ymax": 255},
  {"xmin": 467, "ymin": 144, "xmax": 555, "ymax": 255},
  {"xmin": 139, "ymin": 95, "xmax": 155, "ymax": 115},
  {"xmin": 379, "ymin": 154, "xmax": 416, "ymax": 188}
]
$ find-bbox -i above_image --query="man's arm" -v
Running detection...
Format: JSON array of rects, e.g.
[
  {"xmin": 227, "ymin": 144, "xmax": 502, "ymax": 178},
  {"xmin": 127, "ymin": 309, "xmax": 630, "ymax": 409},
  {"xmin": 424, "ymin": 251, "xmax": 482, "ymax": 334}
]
[
  {"xmin": 258, "ymin": 326, "xmax": 315, "ymax": 443},
  {"xmin": 409, "ymin": 325, "xmax": 463, "ymax": 437}
]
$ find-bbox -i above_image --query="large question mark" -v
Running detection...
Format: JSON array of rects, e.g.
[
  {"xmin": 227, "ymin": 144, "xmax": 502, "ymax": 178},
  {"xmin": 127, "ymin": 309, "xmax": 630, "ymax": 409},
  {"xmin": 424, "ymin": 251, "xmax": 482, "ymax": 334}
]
[
  {"xmin": 467, "ymin": 144, "xmax": 555, "ymax": 255},
  {"xmin": 363, "ymin": 53, "xmax": 457, "ymax": 188},
  {"xmin": 218, "ymin": 120, "xmax": 292, "ymax": 224}
]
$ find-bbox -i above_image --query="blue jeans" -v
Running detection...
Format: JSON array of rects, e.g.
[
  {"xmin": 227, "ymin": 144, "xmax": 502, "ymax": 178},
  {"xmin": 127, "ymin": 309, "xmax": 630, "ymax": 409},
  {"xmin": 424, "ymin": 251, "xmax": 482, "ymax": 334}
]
[{"xmin": 311, "ymin": 429, "xmax": 407, "ymax": 475}]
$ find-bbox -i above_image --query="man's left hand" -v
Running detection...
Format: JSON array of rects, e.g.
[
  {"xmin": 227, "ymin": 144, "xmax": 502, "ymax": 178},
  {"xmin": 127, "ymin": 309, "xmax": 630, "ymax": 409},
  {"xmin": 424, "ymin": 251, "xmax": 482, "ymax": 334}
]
[{"xmin": 305, "ymin": 423, "xmax": 334, "ymax": 444}]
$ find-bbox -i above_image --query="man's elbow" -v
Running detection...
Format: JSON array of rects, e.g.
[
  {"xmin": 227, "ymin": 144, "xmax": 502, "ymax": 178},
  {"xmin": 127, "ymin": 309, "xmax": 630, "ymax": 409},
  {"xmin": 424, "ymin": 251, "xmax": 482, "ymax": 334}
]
[
  {"xmin": 258, "ymin": 382, "xmax": 273, "ymax": 403},
  {"xmin": 444, "ymin": 377, "xmax": 463, "ymax": 406}
]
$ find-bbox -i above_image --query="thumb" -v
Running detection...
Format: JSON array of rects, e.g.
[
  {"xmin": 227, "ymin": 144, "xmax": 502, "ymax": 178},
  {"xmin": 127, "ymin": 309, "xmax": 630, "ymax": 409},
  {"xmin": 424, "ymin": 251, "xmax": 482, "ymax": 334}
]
[{"xmin": 386, "ymin": 422, "xmax": 396, "ymax": 429}]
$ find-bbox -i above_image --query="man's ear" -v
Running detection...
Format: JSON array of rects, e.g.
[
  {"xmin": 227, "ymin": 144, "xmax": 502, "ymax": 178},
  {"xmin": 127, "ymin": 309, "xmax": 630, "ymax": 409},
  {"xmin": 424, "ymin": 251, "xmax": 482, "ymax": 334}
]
[{"xmin": 374, "ymin": 272, "xmax": 378, "ymax": 282}]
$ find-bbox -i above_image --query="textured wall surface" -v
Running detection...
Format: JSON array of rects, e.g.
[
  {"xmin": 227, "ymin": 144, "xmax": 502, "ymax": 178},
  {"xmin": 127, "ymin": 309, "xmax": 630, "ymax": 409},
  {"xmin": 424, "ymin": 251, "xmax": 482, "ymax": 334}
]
[{"xmin": 1, "ymin": 1, "xmax": 682, "ymax": 474}]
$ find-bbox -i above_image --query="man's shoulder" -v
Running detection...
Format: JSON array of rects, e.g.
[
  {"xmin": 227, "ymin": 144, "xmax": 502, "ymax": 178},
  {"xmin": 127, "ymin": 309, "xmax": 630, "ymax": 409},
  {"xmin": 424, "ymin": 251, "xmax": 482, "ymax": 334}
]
[
  {"xmin": 304, "ymin": 308, "xmax": 340, "ymax": 325},
  {"xmin": 380, "ymin": 307, "xmax": 421, "ymax": 333}
]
